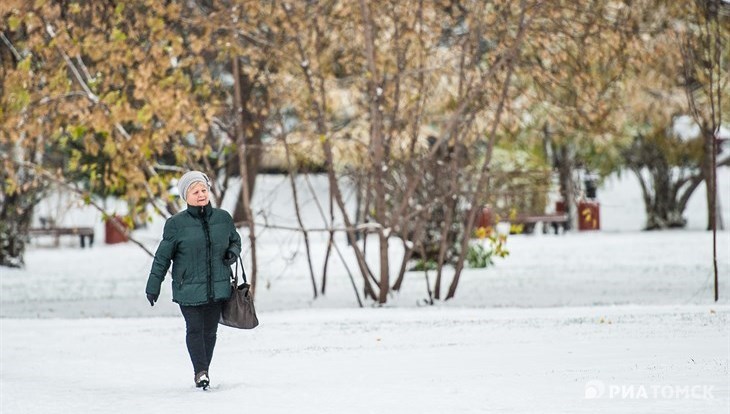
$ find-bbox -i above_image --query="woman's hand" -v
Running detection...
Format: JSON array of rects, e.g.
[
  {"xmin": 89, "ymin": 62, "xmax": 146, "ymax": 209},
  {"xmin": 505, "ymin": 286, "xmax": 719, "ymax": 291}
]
[
  {"xmin": 223, "ymin": 251, "xmax": 237, "ymax": 266},
  {"xmin": 146, "ymin": 293, "xmax": 159, "ymax": 306}
]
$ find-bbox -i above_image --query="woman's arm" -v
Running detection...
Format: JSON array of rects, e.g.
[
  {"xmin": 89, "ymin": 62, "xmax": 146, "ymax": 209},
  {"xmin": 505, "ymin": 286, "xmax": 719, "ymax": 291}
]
[
  {"xmin": 145, "ymin": 219, "xmax": 178, "ymax": 296},
  {"xmin": 227, "ymin": 218, "xmax": 242, "ymax": 257}
]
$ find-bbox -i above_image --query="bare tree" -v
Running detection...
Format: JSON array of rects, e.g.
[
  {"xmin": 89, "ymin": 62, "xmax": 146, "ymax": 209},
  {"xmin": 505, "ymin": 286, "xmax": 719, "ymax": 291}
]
[{"xmin": 678, "ymin": 0, "xmax": 729, "ymax": 301}]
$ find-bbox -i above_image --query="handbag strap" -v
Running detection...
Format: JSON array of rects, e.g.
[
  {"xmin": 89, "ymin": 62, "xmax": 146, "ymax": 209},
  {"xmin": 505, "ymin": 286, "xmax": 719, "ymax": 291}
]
[{"xmin": 233, "ymin": 255, "xmax": 248, "ymax": 286}]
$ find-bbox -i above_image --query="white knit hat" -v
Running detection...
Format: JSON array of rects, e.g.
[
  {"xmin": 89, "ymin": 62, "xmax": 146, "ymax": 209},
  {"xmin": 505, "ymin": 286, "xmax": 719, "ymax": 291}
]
[{"xmin": 177, "ymin": 171, "xmax": 210, "ymax": 201}]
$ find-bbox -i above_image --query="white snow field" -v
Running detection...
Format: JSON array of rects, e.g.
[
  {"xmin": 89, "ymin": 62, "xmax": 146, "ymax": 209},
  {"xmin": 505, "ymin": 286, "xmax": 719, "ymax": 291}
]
[
  {"xmin": 1, "ymin": 170, "xmax": 729, "ymax": 413},
  {"xmin": 1, "ymin": 306, "xmax": 727, "ymax": 414}
]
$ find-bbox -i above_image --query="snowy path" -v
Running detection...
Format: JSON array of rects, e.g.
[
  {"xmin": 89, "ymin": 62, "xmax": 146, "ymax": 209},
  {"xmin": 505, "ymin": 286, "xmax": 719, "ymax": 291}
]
[{"xmin": 2, "ymin": 305, "xmax": 727, "ymax": 414}]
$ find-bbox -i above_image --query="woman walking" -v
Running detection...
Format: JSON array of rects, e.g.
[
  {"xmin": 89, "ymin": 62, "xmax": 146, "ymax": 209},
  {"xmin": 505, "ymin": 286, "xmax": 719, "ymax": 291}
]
[{"xmin": 145, "ymin": 171, "xmax": 241, "ymax": 390}]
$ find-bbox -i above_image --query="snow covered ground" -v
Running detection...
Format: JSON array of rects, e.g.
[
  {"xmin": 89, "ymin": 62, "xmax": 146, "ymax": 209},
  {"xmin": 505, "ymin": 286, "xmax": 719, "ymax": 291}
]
[
  {"xmin": 2, "ymin": 306, "xmax": 727, "ymax": 414},
  {"xmin": 1, "ymin": 170, "xmax": 729, "ymax": 413}
]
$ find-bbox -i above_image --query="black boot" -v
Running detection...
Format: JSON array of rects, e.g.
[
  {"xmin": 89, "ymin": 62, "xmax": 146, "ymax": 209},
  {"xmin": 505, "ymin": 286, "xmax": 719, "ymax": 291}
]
[{"xmin": 194, "ymin": 371, "xmax": 209, "ymax": 390}]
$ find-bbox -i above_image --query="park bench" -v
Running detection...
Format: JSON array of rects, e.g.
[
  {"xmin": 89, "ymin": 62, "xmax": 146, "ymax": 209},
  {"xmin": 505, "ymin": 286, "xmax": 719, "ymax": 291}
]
[
  {"xmin": 510, "ymin": 213, "xmax": 568, "ymax": 234},
  {"xmin": 28, "ymin": 226, "xmax": 95, "ymax": 248}
]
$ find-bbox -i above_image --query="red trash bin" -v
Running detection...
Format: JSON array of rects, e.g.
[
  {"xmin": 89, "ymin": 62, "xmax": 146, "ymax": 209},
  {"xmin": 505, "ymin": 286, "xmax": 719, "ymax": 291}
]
[
  {"xmin": 105, "ymin": 216, "xmax": 129, "ymax": 244},
  {"xmin": 578, "ymin": 201, "xmax": 600, "ymax": 230},
  {"xmin": 475, "ymin": 206, "xmax": 493, "ymax": 229}
]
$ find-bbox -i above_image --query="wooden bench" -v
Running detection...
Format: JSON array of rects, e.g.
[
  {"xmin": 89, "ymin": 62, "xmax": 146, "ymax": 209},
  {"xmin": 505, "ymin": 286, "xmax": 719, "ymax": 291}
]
[
  {"xmin": 28, "ymin": 227, "xmax": 95, "ymax": 248},
  {"xmin": 510, "ymin": 213, "xmax": 568, "ymax": 234}
]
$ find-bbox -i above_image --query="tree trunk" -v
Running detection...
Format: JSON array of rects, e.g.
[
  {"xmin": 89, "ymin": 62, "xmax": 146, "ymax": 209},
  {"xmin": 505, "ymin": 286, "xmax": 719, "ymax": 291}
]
[
  {"xmin": 433, "ymin": 145, "xmax": 462, "ymax": 300},
  {"xmin": 645, "ymin": 158, "xmax": 688, "ymax": 229},
  {"xmin": 359, "ymin": 0, "xmax": 389, "ymax": 304},
  {"xmin": 230, "ymin": 68, "xmax": 265, "ymax": 223},
  {"xmin": 555, "ymin": 144, "xmax": 576, "ymax": 231},
  {"xmin": 233, "ymin": 56, "xmax": 258, "ymax": 294},
  {"xmin": 283, "ymin": 134, "xmax": 318, "ymax": 299},
  {"xmin": 321, "ymin": 185, "xmax": 335, "ymax": 295},
  {"xmin": 0, "ymin": 190, "xmax": 37, "ymax": 268},
  {"xmin": 392, "ymin": 214, "xmax": 426, "ymax": 292},
  {"xmin": 702, "ymin": 131, "xmax": 717, "ymax": 231}
]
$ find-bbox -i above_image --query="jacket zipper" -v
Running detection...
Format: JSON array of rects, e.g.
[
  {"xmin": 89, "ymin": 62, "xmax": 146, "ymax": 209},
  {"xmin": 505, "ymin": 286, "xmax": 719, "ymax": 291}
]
[{"xmin": 200, "ymin": 207, "xmax": 213, "ymax": 301}]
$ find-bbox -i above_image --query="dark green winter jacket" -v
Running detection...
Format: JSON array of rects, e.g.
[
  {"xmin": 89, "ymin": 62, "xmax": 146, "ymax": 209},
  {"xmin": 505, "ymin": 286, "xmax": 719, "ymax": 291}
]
[{"xmin": 146, "ymin": 203, "xmax": 242, "ymax": 306}]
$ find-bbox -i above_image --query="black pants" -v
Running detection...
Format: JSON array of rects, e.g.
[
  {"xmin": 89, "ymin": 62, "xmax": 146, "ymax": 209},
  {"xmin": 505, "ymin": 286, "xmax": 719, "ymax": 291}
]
[{"xmin": 179, "ymin": 301, "xmax": 222, "ymax": 375}]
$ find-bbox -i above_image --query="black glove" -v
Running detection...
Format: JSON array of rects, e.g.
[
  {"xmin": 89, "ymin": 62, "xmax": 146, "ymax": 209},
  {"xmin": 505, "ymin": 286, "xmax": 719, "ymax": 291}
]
[
  {"xmin": 223, "ymin": 250, "xmax": 237, "ymax": 266},
  {"xmin": 146, "ymin": 293, "xmax": 158, "ymax": 306}
]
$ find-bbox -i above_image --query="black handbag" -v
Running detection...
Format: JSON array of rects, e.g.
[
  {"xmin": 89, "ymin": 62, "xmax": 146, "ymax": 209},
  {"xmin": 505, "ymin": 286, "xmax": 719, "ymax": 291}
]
[{"xmin": 219, "ymin": 256, "xmax": 259, "ymax": 329}]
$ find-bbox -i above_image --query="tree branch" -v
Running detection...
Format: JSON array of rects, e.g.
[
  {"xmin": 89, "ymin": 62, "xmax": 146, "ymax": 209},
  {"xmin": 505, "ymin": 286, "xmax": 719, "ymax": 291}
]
[
  {"xmin": 1, "ymin": 154, "xmax": 156, "ymax": 257},
  {"xmin": 0, "ymin": 31, "xmax": 22, "ymax": 61}
]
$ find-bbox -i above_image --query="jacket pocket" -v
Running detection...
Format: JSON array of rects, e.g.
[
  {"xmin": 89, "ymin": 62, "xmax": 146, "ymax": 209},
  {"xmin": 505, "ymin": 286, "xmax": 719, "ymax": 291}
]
[{"xmin": 173, "ymin": 267, "xmax": 187, "ymax": 287}]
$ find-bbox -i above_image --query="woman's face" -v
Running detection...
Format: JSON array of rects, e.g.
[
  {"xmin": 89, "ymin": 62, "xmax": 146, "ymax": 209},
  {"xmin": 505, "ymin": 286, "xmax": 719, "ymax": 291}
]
[{"xmin": 186, "ymin": 182, "xmax": 209, "ymax": 206}]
